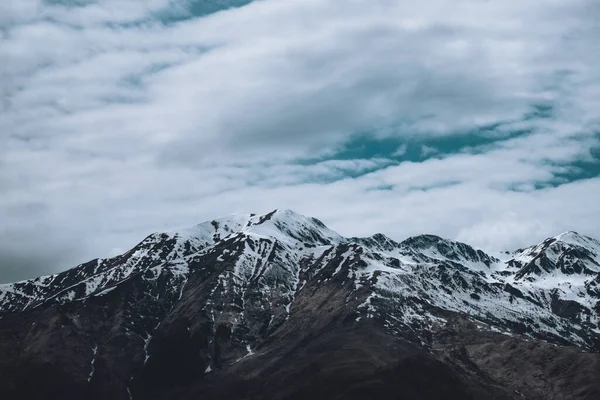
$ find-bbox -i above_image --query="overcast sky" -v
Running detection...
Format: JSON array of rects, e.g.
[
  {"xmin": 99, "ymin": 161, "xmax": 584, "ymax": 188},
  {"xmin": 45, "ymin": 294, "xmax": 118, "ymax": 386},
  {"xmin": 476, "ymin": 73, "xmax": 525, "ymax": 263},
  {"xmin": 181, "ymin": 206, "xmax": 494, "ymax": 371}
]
[{"xmin": 1, "ymin": 0, "xmax": 599, "ymax": 282}]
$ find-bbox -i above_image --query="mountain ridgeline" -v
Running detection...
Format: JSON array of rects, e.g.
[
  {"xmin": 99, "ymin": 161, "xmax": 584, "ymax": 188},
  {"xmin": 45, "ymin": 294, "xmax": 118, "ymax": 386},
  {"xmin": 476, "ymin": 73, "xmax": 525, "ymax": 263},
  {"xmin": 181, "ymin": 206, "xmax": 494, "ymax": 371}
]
[{"xmin": 0, "ymin": 209, "xmax": 599, "ymax": 399}]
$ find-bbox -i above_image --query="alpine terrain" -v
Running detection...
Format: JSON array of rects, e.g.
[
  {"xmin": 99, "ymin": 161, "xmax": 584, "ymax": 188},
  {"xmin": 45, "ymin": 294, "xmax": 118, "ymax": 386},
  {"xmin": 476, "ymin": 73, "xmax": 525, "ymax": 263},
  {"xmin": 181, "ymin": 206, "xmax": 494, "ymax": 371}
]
[{"xmin": 0, "ymin": 209, "xmax": 598, "ymax": 400}]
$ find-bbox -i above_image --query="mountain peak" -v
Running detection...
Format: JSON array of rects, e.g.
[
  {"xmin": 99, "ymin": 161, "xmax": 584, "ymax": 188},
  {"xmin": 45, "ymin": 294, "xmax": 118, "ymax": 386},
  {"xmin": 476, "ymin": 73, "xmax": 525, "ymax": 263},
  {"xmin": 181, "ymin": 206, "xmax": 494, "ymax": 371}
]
[
  {"xmin": 166, "ymin": 209, "xmax": 342, "ymax": 248},
  {"xmin": 512, "ymin": 231, "xmax": 600, "ymax": 280},
  {"xmin": 243, "ymin": 209, "xmax": 343, "ymax": 246},
  {"xmin": 555, "ymin": 230, "xmax": 580, "ymax": 238},
  {"xmin": 400, "ymin": 234, "xmax": 445, "ymax": 248},
  {"xmin": 553, "ymin": 231, "xmax": 600, "ymax": 250}
]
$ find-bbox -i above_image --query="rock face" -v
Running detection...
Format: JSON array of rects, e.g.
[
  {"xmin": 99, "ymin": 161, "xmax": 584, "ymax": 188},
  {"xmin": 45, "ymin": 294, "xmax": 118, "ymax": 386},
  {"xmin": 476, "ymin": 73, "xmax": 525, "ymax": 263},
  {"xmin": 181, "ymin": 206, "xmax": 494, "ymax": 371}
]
[{"xmin": 0, "ymin": 209, "xmax": 599, "ymax": 400}]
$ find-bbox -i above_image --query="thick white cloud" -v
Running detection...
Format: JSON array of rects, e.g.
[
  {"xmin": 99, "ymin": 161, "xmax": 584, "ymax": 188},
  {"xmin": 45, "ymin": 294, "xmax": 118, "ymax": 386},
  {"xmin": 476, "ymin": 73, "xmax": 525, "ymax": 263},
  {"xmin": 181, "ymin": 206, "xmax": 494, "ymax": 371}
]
[{"xmin": 0, "ymin": 0, "xmax": 599, "ymax": 281}]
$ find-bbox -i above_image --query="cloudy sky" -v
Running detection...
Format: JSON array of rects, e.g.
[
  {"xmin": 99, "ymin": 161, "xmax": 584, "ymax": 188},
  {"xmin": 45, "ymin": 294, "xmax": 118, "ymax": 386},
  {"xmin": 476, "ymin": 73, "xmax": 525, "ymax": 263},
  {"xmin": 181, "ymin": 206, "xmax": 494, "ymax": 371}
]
[{"xmin": 1, "ymin": 0, "xmax": 599, "ymax": 282}]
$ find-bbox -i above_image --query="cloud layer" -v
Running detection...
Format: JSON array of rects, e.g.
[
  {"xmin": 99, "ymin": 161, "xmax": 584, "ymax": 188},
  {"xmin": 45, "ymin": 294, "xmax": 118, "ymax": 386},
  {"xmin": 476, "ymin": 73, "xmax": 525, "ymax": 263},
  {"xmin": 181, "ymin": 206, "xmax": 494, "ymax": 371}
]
[{"xmin": 1, "ymin": 0, "xmax": 599, "ymax": 282}]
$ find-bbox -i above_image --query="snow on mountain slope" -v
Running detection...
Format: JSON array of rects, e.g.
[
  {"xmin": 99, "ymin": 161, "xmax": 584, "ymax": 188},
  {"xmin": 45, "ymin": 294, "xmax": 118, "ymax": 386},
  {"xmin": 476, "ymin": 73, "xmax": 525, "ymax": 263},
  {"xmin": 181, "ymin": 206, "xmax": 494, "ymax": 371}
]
[
  {"xmin": 168, "ymin": 213, "xmax": 253, "ymax": 244},
  {"xmin": 510, "ymin": 231, "xmax": 600, "ymax": 278},
  {"xmin": 301, "ymin": 232, "xmax": 597, "ymax": 349},
  {"xmin": 556, "ymin": 231, "xmax": 600, "ymax": 256},
  {"xmin": 1, "ymin": 210, "xmax": 598, "ymax": 353},
  {"xmin": 0, "ymin": 225, "xmax": 209, "ymax": 312},
  {"xmin": 170, "ymin": 209, "xmax": 342, "ymax": 248}
]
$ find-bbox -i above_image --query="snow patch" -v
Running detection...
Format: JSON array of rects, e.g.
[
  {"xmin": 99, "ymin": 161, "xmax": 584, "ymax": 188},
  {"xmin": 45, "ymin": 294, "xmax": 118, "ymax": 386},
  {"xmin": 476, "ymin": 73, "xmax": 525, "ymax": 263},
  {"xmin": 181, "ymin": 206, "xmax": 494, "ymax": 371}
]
[{"xmin": 88, "ymin": 345, "xmax": 98, "ymax": 382}]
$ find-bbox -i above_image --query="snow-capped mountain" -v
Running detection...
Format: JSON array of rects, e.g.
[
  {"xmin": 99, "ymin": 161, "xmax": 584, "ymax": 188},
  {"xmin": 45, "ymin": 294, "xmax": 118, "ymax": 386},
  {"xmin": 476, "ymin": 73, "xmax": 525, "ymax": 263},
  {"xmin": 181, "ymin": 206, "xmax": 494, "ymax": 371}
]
[{"xmin": 0, "ymin": 209, "xmax": 598, "ymax": 400}]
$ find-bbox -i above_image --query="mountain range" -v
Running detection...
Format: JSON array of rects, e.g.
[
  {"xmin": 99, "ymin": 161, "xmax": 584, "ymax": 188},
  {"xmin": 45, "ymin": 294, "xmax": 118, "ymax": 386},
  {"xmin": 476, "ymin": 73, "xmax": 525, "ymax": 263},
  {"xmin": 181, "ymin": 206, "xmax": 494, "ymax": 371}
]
[{"xmin": 0, "ymin": 209, "xmax": 598, "ymax": 399}]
